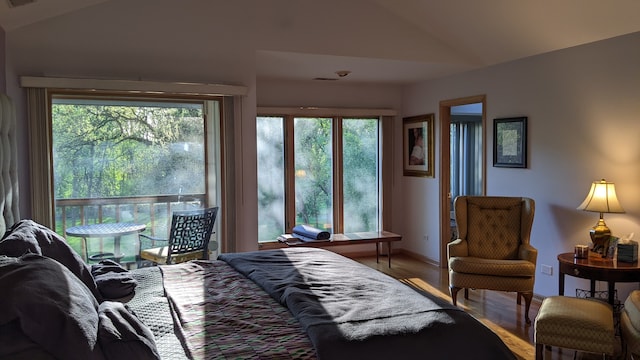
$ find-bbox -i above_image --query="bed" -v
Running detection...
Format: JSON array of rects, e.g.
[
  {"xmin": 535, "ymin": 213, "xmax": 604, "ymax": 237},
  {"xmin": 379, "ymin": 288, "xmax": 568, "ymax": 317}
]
[{"xmin": 0, "ymin": 220, "xmax": 516, "ymax": 360}]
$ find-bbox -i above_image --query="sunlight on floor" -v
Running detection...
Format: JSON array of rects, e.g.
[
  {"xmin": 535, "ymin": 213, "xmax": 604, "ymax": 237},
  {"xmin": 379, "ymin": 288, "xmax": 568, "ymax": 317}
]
[
  {"xmin": 400, "ymin": 277, "xmax": 467, "ymax": 308},
  {"xmin": 400, "ymin": 277, "xmax": 532, "ymax": 360}
]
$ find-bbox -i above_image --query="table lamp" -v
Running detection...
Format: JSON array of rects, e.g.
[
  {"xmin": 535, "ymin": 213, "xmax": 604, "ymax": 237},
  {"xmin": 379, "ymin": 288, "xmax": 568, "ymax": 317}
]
[{"xmin": 576, "ymin": 179, "xmax": 625, "ymax": 254}]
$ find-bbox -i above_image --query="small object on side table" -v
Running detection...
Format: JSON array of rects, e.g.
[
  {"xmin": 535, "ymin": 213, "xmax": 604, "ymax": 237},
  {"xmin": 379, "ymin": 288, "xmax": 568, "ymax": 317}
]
[{"xmin": 574, "ymin": 244, "xmax": 589, "ymax": 259}]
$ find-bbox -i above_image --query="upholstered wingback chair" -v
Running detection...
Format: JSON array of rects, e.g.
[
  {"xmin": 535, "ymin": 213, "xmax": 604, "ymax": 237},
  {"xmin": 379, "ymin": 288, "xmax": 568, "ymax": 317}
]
[{"xmin": 448, "ymin": 196, "xmax": 537, "ymax": 323}]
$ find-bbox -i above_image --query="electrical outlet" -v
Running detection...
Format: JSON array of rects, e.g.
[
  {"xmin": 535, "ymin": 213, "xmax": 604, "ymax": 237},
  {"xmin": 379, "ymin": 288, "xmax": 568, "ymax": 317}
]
[
  {"xmin": 423, "ymin": 235, "xmax": 428, "ymax": 241},
  {"xmin": 541, "ymin": 264, "xmax": 553, "ymax": 275}
]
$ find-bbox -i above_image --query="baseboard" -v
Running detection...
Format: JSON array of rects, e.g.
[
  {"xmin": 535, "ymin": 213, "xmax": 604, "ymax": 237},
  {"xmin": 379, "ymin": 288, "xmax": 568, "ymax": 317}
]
[{"xmin": 397, "ymin": 248, "xmax": 440, "ymax": 267}]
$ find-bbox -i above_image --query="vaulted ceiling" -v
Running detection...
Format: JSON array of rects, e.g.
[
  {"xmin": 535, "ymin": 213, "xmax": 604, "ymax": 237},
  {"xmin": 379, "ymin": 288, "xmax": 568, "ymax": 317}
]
[{"xmin": 2, "ymin": 0, "xmax": 639, "ymax": 84}]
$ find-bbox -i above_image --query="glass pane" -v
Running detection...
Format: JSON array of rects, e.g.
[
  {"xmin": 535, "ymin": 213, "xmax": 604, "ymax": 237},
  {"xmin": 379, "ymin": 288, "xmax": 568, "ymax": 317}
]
[
  {"xmin": 256, "ymin": 116, "xmax": 285, "ymax": 241},
  {"xmin": 343, "ymin": 118, "xmax": 379, "ymax": 232},
  {"xmin": 294, "ymin": 117, "xmax": 333, "ymax": 232},
  {"xmin": 51, "ymin": 97, "xmax": 206, "ymax": 262}
]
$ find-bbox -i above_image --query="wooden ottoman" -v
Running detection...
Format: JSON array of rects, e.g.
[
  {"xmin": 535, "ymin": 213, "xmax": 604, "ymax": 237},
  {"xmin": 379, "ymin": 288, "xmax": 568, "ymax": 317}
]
[{"xmin": 534, "ymin": 296, "xmax": 616, "ymax": 360}]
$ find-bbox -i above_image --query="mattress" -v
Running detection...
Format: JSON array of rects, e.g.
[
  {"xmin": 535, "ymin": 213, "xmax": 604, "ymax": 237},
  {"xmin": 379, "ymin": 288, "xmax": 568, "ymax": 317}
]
[{"xmin": 127, "ymin": 266, "xmax": 191, "ymax": 360}]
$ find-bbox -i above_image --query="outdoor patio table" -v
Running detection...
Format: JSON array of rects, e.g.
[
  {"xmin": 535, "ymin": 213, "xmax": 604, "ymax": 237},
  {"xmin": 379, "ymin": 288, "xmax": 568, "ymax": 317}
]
[{"xmin": 66, "ymin": 222, "xmax": 146, "ymax": 264}]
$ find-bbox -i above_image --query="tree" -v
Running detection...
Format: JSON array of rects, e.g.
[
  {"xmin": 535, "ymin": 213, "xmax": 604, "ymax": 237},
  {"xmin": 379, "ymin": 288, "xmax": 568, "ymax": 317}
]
[
  {"xmin": 53, "ymin": 102, "xmax": 205, "ymax": 200},
  {"xmin": 294, "ymin": 117, "xmax": 332, "ymax": 229}
]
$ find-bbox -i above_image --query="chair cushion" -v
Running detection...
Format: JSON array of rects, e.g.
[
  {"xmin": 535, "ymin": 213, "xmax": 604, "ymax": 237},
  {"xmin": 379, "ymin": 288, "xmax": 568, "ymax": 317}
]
[
  {"xmin": 140, "ymin": 246, "xmax": 169, "ymax": 265},
  {"xmin": 622, "ymin": 306, "xmax": 640, "ymax": 357},
  {"xmin": 448, "ymin": 256, "xmax": 535, "ymax": 277},
  {"xmin": 140, "ymin": 246, "xmax": 204, "ymax": 265},
  {"xmin": 623, "ymin": 290, "xmax": 640, "ymax": 357},
  {"xmin": 624, "ymin": 290, "xmax": 640, "ymax": 332},
  {"xmin": 466, "ymin": 200, "xmax": 521, "ymax": 260},
  {"xmin": 535, "ymin": 296, "xmax": 615, "ymax": 355}
]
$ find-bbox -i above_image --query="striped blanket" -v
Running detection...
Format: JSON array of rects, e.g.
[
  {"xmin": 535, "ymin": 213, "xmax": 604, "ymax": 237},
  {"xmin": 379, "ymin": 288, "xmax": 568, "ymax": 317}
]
[
  {"xmin": 220, "ymin": 248, "xmax": 516, "ymax": 360},
  {"xmin": 160, "ymin": 260, "xmax": 316, "ymax": 359}
]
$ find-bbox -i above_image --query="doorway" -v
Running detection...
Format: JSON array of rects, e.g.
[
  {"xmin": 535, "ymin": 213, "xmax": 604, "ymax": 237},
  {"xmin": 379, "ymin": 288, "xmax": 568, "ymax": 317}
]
[{"xmin": 439, "ymin": 95, "xmax": 486, "ymax": 267}]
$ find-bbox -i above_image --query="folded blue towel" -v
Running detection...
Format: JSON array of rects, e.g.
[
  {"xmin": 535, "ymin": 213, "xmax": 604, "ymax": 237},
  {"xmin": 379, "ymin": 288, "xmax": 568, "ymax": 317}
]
[{"xmin": 292, "ymin": 225, "xmax": 331, "ymax": 241}]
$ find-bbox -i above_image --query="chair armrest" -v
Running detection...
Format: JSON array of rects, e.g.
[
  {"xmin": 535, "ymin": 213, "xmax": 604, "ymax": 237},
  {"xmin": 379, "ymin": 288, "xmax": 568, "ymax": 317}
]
[
  {"xmin": 519, "ymin": 243, "xmax": 538, "ymax": 264},
  {"xmin": 447, "ymin": 238, "xmax": 469, "ymax": 258},
  {"xmin": 138, "ymin": 233, "xmax": 169, "ymax": 252},
  {"xmin": 139, "ymin": 233, "xmax": 168, "ymax": 242}
]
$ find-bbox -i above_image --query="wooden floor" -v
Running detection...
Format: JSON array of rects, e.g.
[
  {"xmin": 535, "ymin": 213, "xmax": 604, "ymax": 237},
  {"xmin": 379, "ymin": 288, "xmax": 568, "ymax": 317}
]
[{"xmin": 354, "ymin": 252, "xmax": 622, "ymax": 360}]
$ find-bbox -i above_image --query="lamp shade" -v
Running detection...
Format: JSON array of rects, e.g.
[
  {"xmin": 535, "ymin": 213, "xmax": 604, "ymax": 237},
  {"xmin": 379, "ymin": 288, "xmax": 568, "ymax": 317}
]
[{"xmin": 576, "ymin": 179, "xmax": 625, "ymax": 214}]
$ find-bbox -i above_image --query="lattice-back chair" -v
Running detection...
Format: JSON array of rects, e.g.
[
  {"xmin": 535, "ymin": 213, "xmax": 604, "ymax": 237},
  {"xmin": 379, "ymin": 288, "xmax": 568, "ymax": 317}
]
[
  {"xmin": 447, "ymin": 196, "xmax": 537, "ymax": 323},
  {"xmin": 138, "ymin": 207, "xmax": 218, "ymax": 266}
]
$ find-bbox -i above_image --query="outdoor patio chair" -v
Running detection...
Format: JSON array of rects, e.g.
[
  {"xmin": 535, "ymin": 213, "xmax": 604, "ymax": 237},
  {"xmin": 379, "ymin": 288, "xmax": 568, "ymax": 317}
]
[{"xmin": 138, "ymin": 206, "xmax": 218, "ymax": 266}]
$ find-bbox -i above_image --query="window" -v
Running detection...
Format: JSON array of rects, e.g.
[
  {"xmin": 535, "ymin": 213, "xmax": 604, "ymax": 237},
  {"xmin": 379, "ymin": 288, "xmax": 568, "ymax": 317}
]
[
  {"xmin": 342, "ymin": 118, "xmax": 380, "ymax": 232},
  {"xmin": 256, "ymin": 116, "xmax": 285, "ymax": 241},
  {"xmin": 257, "ymin": 114, "xmax": 381, "ymax": 242},
  {"xmin": 294, "ymin": 117, "xmax": 333, "ymax": 231},
  {"xmin": 51, "ymin": 93, "xmax": 222, "ymax": 262},
  {"xmin": 24, "ymin": 77, "xmax": 246, "ymax": 256}
]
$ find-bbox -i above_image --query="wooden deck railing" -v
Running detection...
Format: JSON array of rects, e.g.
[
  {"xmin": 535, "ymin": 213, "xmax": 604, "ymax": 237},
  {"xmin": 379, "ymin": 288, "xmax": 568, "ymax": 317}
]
[{"xmin": 55, "ymin": 194, "xmax": 207, "ymax": 237}]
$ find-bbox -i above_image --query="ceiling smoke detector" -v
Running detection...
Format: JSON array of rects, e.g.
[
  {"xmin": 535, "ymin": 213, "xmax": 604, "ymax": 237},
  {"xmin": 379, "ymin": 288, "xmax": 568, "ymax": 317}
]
[
  {"xmin": 7, "ymin": 0, "xmax": 36, "ymax": 8},
  {"xmin": 335, "ymin": 70, "xmax": 351, "ymax": 78}
]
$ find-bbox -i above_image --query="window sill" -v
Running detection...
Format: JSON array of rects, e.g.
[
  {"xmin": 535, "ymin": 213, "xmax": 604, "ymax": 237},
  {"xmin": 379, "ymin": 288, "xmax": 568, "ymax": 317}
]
[{"xmin": 258, "ymin": 241, "xmax": 287, "ymax": 250}]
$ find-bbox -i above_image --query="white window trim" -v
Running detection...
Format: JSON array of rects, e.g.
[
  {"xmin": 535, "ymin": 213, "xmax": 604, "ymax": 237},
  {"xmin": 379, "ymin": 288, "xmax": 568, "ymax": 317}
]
[
  {"xmin": 256, "ymin": 108, "xmax": 397, "ymax": 243},
  {"xmin": 23, "ymin": 79, "xmax": 242, "ymax": 254},
  {"xmin": 258, "ymin": 106, "xmax": 396, "ymax": 117},
  {"xmin": 21, "ymin": 76, "xmax": 248, "ymax": 97}
]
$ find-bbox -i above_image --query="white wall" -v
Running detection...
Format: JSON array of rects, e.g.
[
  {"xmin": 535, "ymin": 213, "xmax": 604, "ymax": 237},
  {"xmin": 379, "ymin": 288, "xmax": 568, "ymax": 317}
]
[
  {"xmin": 257, "ymin": 79, "xmax": 402, "ymax": 110},
  {"xmin": 401, "ymin": 31, "xmax": 640, "ymax": 299}
]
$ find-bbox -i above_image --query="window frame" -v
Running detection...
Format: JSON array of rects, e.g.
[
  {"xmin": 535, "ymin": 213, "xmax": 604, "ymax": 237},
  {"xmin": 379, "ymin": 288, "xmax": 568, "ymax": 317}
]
[
  {"xmin": 24, "ymin": 83, "xmax": 241, "ymax": 252},
  {"xmin": 257, "ymin": 107, "xmax": 396, "ymax": 243},
  {"xmin": 49, "ymin": 91, "xmax": 217, "ymax": 231}
]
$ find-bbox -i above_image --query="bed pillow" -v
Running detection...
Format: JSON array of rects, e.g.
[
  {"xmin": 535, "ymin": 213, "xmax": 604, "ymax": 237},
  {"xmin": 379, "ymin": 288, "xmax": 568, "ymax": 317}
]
[
  {"xmin": 98, "ymin": 301, "xmax": 160, "ymax": 360},
  {"xmin": 0, "ymin": 254, "xmax": 105, "ymax": 360},
  {"xmin": 0, "ymin": 219, "xmax": 102, "ymax": 301}
]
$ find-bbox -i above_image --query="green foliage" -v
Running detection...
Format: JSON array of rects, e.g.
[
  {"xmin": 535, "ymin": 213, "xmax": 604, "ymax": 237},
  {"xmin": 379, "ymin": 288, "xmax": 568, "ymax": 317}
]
[
  {"xmin": 294, "ymin": 118, "xmax": 333, "ymax": 229},
  {"xmin": 256, "ymin": 117, "xmax": 286, "ymax": 241},
  {"xmin": 342, "ymin": 119, "xmax": 379, "ymax": 232},
  {"xmin": 52, "ymin": 99, "xmax": 207, "ymax": 236},
  {"xmin": 52, "ymin": 101, "xmax": 205, "ymax": 200},
  {"xmin": 256, "ymin": 116, "xmax": 380, "ymax": 241}
]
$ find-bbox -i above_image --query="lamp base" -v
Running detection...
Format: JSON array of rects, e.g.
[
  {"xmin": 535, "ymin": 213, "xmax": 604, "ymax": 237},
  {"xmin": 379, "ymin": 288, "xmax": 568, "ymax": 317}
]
[{"xmin": 590, "ymin": 218, "xmax": 611, "ymax": 257}]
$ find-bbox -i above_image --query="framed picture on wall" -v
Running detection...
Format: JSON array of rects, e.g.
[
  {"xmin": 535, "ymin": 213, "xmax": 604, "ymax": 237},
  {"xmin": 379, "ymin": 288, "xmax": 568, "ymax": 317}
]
[
  {"xmin": 493, "ymin": 116, "xmax": 527, "ymax": 168},
  {"xmin": 403, "ymin": 114, "xmax": 434, "ymax": 177}
]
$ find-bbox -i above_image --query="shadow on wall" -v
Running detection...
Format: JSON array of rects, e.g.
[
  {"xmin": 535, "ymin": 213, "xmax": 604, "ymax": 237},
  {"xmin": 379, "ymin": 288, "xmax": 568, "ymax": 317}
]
[
  {"xmin": 550, "ymin": 203, "xmax": 595, "ymax": 248},
  {"xmin": 552, "ymin": 201, "xmax": 637, "ymax": 249}
]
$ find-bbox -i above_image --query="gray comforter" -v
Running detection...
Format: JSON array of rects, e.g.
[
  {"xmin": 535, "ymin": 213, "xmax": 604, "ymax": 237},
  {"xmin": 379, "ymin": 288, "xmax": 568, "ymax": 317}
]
[{"xmin": 220, "ymin": 247, "xmax": 516, "ymax": 360}]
